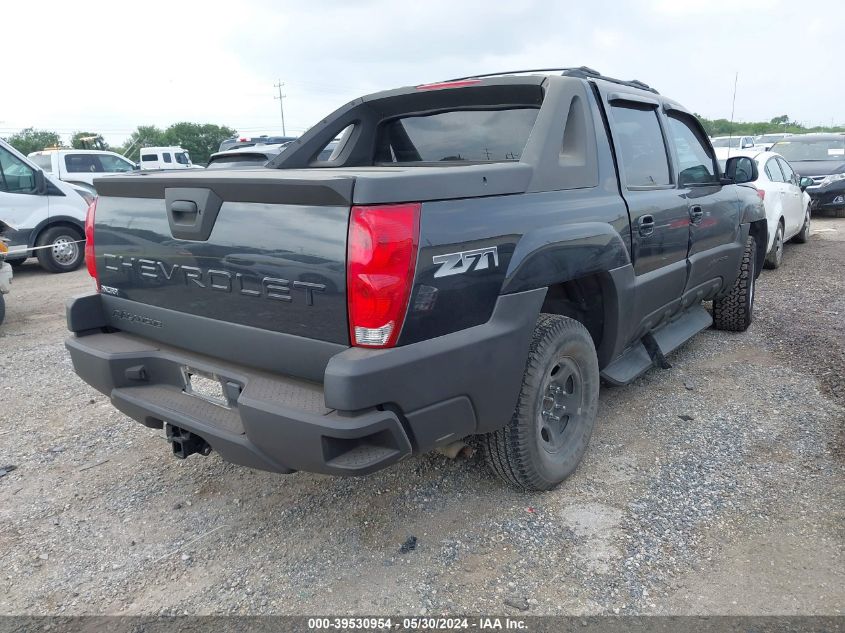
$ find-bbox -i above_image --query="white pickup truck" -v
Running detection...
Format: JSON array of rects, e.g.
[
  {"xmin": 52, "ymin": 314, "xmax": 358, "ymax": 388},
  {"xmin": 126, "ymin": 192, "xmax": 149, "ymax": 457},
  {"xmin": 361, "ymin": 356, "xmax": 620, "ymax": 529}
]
[{"xmin": 27, "ymin": 149, "xmax": 137, "ymax": 194}]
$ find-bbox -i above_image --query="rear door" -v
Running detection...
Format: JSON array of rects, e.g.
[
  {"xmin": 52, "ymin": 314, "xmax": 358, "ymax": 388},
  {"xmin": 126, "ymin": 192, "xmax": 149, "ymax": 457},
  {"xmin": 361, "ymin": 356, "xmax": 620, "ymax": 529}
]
[
  {"xmin": 663, "ymin": 111, "xmax": 742, "ymax": 295},
  {"xmin": 605, "ymin": 98, "xmax": 690, "ymax": 327},
  {"xmin": 776, "ymin": 157, "xmax": 804, "ymax": 235}
]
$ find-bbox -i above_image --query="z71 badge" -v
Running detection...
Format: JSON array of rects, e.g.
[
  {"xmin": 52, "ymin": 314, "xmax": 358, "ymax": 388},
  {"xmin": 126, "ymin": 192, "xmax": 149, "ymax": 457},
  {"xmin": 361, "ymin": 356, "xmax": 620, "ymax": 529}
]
[{"xmin": 432, "ymin": 246, "xmax": 499, "ymax": 278}]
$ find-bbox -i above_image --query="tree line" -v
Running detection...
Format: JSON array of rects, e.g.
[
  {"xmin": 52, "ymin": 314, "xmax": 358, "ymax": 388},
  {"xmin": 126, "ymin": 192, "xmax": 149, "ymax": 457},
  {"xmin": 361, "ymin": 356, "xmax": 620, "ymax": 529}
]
[
  {"xmin": 4, "ymin": 115, "xmax": 843, "ymax": 165},
  {"xmin": 3, "ymin": 122, "xmax": 237, "ymax": 165},
  {"xmin": 696, "ymin": 114, "xmax": 844, "ymax": 137}
]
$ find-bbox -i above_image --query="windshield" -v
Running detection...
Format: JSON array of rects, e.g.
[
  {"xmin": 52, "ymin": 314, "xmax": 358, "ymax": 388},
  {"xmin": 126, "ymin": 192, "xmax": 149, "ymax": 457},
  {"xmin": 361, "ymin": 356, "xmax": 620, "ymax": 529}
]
[
  {"xmin": 175, "ymin": 152, "xmax": 191, "ymax": 165},
  {"xmin": 29, "ymin": 154, "xmax": 53, "ymax": 172},
  {"xmin": 771, "ymin": 138, "xmax": 845, "ymax": 161},
  {"xmin": 375, "ymin": 108, "xmax": 539, "ymax": 163},
  {"xmin": 711, "ymin": 137, "xmax": 741, "ymax": 148}
]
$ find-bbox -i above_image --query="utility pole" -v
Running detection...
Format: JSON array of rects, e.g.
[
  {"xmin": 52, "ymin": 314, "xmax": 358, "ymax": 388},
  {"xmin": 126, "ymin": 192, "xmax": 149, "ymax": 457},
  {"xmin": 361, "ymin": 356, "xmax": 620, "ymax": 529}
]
[{"xmin": 274, "ymin": 80, "xmax": 287, "ymax": 136}]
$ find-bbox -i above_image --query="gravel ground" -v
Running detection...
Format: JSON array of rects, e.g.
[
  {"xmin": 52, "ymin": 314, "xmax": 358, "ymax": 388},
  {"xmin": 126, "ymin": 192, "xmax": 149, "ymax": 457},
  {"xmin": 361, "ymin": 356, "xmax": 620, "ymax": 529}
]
[{"xmin": 0, "ymin": 219, "xmax": 842, "ymax": 616}]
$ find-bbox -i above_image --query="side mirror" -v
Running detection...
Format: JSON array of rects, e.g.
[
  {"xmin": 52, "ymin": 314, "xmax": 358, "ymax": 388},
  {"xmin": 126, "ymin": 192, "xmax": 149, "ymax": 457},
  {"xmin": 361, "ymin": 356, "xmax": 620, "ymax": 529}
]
[
  {"xmin": 724, "ymin": 156, "xmax": 758, "ymax": 184},
  {"xmin": 34, "ymin": 169, "xmax": 47, "ymax": 194},
  {"xmin": 799, "ymin": 176, "xmax": 814, "ymax": 191}
]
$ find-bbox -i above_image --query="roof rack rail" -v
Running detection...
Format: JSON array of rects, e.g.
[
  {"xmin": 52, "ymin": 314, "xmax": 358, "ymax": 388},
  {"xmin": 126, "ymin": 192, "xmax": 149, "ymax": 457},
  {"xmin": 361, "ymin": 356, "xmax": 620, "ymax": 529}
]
[{"xmin": 444, "ymin": 66, "xmax": 659, "ymax": 95}]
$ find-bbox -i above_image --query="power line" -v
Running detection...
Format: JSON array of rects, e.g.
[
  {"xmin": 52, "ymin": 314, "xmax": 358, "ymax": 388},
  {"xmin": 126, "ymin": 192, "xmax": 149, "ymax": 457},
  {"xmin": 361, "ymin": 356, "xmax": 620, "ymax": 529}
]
[{"xmin": 273, "ymin": 80, "xmax": 287, "ymax": 136}]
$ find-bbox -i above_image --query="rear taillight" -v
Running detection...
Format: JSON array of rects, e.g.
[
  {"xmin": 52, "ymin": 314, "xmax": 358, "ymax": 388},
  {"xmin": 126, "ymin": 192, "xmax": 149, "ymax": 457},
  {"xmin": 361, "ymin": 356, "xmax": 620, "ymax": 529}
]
[
  {"xmin": 757, "ymin": 189, "xmax": 766, "ymax": 201},
  {"xmin": 84, "ymin": 198, "xmax": 98, "ymax": 286},
  {"xmin": 347, "ymin": 203, "xmax": 421, "ymax": 348}
]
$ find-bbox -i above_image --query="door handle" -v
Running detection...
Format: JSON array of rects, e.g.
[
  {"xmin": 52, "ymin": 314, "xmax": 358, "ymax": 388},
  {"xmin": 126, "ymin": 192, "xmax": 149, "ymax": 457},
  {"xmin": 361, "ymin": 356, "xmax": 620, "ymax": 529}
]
[
  {"xmin": 690, "ymin": 205, "xmax": 704, "ymax": 224},
  {"xmin": 638, "ymin": 215, "xmax": 655, "ymax": 237},
  {"xmin": 168, "ymin": 200, "xmax": 199, "ymax": 225}
]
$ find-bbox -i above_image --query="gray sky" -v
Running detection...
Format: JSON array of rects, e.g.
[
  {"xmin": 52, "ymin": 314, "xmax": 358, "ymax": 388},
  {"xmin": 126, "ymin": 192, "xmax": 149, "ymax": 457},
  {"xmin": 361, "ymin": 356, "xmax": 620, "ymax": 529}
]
[{"xmin": 3, "ymin": 0, "xmax": 843, "ymax": 146}]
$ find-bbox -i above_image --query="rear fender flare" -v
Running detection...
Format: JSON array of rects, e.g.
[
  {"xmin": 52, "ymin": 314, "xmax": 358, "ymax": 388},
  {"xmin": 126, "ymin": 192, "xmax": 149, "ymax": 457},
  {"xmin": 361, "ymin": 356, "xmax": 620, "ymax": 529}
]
[{"xmin": 501, "ymin": 222, "xmax": 631, "ymax": 294}]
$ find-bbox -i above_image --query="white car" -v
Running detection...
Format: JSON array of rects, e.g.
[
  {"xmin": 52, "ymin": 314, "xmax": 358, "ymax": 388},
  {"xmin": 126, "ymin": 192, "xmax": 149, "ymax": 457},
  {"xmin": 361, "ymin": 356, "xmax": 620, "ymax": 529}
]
[
  {"xmin": 711, "ymin": 135, "xmax": 757, "ymax": 160},
  {"xmin": 27, "ymin": 149, "xmax": 137, "ymax": 194},
  {"xmin": 1, "ymin": 139, "xmax": 90, "ymax": 273},
  {"xmin": 139, "ymin": 146, "xmax": 202, "ymax": 170},
  {"xmin": 725, "ymin": 151, "xmax": 812, "ymax": 269}
]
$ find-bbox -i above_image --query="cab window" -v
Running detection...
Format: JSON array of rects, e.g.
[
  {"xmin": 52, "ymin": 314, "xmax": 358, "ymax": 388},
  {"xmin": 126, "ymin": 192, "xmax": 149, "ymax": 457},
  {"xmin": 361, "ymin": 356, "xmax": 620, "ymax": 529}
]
[
  {"xmin": 97, "ymin": 154, "xmax": 135, "ymax": 172},
  {"xmin": 65, "ymin": 154, "xmax": 101, "ymax": 173},
  {"xmin": 666, "ymin": 114, "xmax": 717, "ymax": 185}
]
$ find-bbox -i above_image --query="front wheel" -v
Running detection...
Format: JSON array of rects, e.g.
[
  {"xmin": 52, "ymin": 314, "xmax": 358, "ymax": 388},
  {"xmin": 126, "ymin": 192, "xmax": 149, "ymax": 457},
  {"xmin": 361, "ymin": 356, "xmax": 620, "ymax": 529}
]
[
  {"xmin": 792, "ymin": 208, "xmax": 811, "ymax": 244},
  {"xmin": 713, "ymin": 235, "xmax": 756, "ymax": 332},
  {"xmin": 481, "ymin": 314, "xmax": 600, "ymax": 491},
  {"xmin": 35, "ymin": 226, "xmax": 84, "ymax": 273}
]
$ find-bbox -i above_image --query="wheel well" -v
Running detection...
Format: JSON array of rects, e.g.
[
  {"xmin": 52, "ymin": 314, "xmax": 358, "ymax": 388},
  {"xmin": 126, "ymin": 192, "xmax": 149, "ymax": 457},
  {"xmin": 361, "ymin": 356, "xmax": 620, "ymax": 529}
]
[
  {"xmin": 35, "ymin": 221, "xmax": 84, "ymax": 245},
  {"xmin": 540, "ymin": 273, "xmax": 607, "ymax": 357},
  {"xmin": 748, "ymin": 219, "xmax": 767, "ymax": 276}
]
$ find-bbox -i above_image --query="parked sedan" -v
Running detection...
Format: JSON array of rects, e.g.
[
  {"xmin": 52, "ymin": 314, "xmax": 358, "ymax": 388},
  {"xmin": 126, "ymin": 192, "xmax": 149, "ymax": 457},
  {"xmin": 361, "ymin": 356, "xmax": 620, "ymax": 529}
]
[
  {"xmin": 206, "ymin": 144, "xmax": 287, "ymax": 169},
  {"xmin": 722, "ymin": 151, "xmax": 813, "ymax": 269},
  {"xmin": 206, "ymin": 141, "xmax": 339, "ymax": 169},
  {"xmin": 771, "ymin": 133, "xmax": 845, "ymax": 217}
]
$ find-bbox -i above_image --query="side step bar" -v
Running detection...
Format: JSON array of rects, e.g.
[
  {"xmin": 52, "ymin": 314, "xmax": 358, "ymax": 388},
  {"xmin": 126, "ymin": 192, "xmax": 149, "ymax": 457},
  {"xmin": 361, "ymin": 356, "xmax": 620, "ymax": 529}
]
[{"xmin": 600, "ymin": 304, "xmax": 712, "ymax": 386}]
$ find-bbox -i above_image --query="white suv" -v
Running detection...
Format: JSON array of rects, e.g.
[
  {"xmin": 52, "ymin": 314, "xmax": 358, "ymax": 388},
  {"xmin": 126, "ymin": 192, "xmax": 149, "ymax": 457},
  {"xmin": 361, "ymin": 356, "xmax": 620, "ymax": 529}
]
[
  {"xmin": 27, "ymin": 149, "xmax": 137, "ymax": 194},
  {"xmin": 0, "ymin": 140, "xmax": 90, "ymax": 273}
]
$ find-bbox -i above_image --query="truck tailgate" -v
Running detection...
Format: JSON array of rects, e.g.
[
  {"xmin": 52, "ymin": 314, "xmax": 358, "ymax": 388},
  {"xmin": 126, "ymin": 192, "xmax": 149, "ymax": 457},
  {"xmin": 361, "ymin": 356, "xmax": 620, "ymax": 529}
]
[{"xmin": 92, "ymin": 170, "xmax": 354, "ymax": 349}]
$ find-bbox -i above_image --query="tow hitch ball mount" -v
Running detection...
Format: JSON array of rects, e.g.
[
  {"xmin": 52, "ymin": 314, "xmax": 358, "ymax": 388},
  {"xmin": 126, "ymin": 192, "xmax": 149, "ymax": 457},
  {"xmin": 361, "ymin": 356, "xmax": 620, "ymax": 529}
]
[{"xmin": 165, "ymin": 423, "xmax": 212, "ymax": 459}]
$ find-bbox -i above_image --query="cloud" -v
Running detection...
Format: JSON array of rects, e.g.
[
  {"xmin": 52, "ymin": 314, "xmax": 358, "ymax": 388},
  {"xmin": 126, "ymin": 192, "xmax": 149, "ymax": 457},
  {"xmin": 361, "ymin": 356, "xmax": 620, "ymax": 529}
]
[{"xmin": 2, "ymin": 0, "xmax": 844, "ymax": 146}]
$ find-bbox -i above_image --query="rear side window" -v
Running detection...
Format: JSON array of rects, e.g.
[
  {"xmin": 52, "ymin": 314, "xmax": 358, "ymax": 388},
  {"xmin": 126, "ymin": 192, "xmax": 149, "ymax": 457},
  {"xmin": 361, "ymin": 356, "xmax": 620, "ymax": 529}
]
[
  {"xmin": 610, "ymin": 104, "xmax": 671, "ymax": 187},
  {"xmin": 375, "ymin": 108, "xmax": 539, "ymax": 163},
  {"xmin": 141, "ymin": 154, "xmax": 157, "ymax": 162}
]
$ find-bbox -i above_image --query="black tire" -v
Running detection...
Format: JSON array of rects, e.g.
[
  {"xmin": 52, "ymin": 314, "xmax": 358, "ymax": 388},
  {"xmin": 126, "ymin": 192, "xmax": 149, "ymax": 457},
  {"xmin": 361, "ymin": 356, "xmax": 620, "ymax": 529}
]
[
  {"xmin": 481, "ymin": 314, "xmax": 600, "ymax": 491},
  {"xmin": 792, "ymin": 208, "xmax": 811, "ymax": 244},
  {"xmin": 713, "ymin": 235, "xmax": 756, "ymax": 332},
  {"xmin": 0, "ymin": 293, "xmax": 5, "ymax": 326},
  {"xmin": 764, "ymin": 222, "xmax": 784, "ymax": 269},
  {"xmin": 35, "ymin": 226, "xmax": 84, "ymax": 273}
]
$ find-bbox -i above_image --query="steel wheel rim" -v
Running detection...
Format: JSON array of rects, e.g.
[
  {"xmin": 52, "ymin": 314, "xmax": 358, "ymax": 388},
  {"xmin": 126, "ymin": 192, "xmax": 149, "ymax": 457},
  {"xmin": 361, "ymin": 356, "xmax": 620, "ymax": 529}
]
[
  {"xmin": 51, "ymin": 236, "xmax": 79, "ymax": 265},
  {"xmin": 775, "ymin": 228, "xmax": 784, "ymax": 261},
  {"xmin": 538, "ymin": 357, "xmax": 583, "ymax": 454}
]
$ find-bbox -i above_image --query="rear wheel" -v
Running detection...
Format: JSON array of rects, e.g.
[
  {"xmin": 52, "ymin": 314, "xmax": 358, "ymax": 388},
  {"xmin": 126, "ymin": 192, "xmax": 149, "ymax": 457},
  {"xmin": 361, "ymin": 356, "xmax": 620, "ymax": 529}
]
[
  {"xmin": 792, "ymin": 208, "xmax": 811, "ymax": 244},
  {"xmin": 764, "ymin": 222, "xmax": 784, "ymax": 269},
  {"xmin": 713, "ymin": 235, "xmax": 756, "ymax": 332},
  {"xmin": 481, "ymin": 314, "xmax": 599, "ymax": 491},
  {"xmin": 35, "ymin": 226, "xmax": 84, "ymax": 273},
  {"xmin": 0, "ymin": 294, "xmax": 5, "ymax": 325}
]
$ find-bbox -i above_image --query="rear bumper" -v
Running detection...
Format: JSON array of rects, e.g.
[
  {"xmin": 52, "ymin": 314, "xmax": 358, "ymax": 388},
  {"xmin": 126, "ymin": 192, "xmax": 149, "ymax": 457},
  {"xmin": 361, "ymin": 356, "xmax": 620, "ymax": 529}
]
[{"xmin": 65, "ymin": 289, "xmax": 544, "ymax": 476}]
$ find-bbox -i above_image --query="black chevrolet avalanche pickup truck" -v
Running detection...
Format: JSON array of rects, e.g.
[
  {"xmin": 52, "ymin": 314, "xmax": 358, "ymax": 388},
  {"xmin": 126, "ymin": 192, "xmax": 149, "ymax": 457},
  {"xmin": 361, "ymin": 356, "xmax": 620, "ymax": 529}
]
[{"xmin": 66, "ymin": 67, "xmax": 766, "ymax": 491}]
